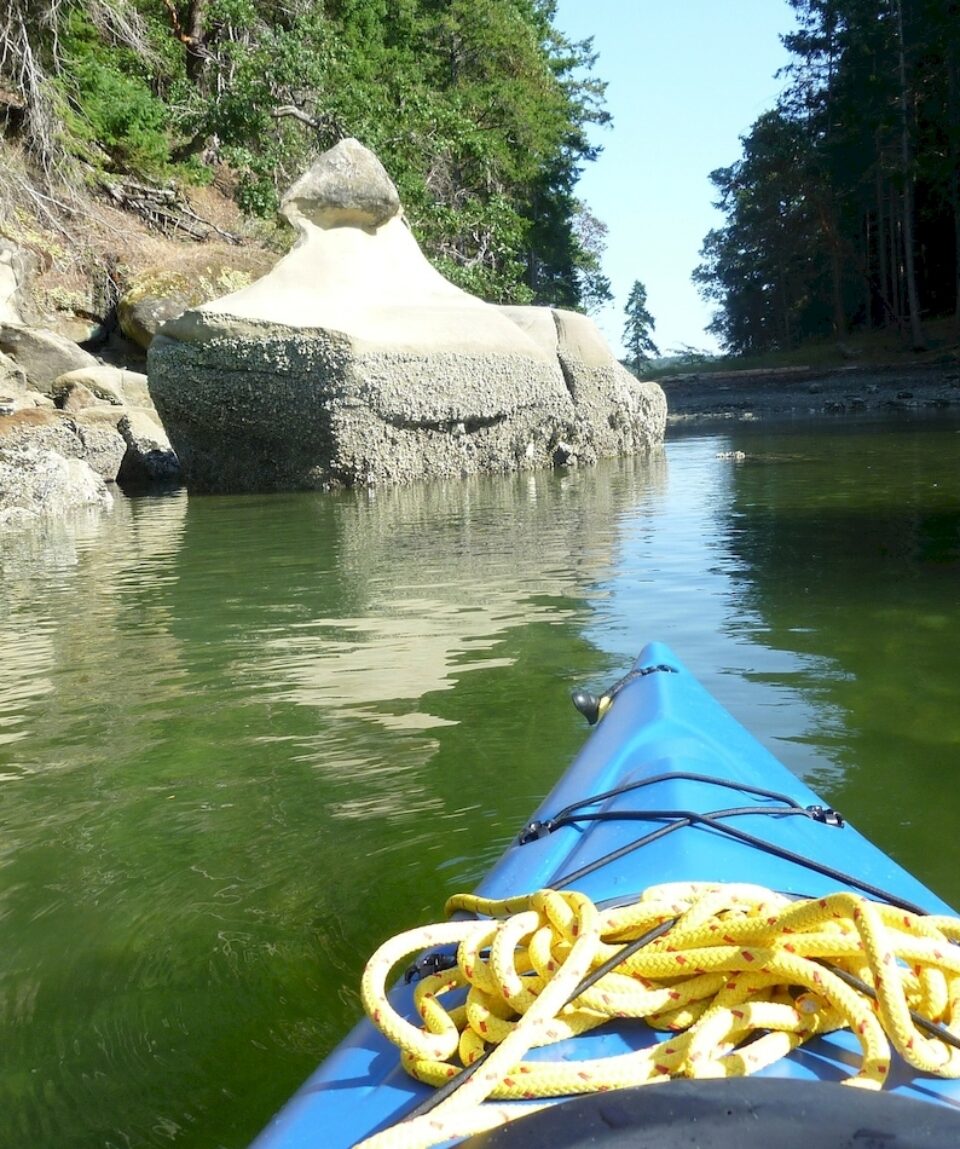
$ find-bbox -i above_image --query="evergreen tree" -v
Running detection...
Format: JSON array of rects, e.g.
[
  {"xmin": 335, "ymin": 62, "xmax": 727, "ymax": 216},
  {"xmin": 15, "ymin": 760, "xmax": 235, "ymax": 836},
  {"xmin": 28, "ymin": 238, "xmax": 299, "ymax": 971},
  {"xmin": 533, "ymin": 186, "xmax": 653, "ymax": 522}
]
[
  {"xmin": 622, "ymin": 280, "xmax": 659, "ymax": 372},
  {"xmin": 694, "ymin": 0, "xmax": 960, "ymax": 354}
]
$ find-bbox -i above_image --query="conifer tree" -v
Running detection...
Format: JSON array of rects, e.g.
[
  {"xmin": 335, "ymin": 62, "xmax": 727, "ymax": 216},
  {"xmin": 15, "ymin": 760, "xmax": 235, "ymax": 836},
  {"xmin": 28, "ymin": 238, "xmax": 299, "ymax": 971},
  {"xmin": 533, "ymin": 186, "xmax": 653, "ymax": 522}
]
[{"xmin": 622, "ymin": 280, "xmax": 660, "ymax": 373}]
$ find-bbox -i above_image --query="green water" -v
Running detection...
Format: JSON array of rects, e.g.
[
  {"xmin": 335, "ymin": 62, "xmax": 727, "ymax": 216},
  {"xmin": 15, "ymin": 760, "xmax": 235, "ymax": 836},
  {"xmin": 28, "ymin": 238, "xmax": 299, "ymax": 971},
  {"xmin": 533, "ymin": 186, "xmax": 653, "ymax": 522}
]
[{"xmin": 1, "ymin": 415, "xmax": 959, "ymax": 1147}]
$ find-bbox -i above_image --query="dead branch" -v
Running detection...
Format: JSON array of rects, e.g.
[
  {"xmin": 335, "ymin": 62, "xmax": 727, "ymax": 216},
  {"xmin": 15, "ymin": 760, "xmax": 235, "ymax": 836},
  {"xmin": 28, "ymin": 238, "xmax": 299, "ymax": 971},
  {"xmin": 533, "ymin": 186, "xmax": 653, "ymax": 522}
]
[
  {"xmin": 271, "ymin": 104, "xmax": 349, "ymax": 143},
  {"xmin": 273, "ymin": 105, "xmax": 320, "ymax": 130},
  {"xmin": 0, "ymin": 0, "xmax": 76, "ymax": 181},
  {"xmin": 99, "ymin": 177, "xmax": 240, "ymax": 243},
  {"xmin": 88, "ymin": 0, "xmax": 160, "ymax": 65}
]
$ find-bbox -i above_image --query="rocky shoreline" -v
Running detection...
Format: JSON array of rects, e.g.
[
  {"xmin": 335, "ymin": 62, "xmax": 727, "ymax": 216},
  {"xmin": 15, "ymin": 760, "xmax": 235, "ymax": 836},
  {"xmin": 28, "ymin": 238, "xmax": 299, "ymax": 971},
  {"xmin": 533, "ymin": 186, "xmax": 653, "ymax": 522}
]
[
  {"xmin": 658, "ymin": 362, "xmax": 960, "ymax": 427},
  {"xmin": 1, "ymin": 140, "xmax": 668, "ymax": 524}
]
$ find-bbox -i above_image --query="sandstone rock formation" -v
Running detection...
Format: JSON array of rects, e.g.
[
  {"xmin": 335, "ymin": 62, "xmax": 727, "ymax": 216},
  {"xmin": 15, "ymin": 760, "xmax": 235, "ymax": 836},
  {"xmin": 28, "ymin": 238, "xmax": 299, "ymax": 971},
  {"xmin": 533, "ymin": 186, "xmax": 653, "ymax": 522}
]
[
  {"xmin": 0, "ymin": 317, "xmax": 180, "ymax": 520},
  {"xmin": 0, "ymin": 230, "xmax": 182, "ymax": 515},
  {"xmin": 148, "ymin": 138, "xmax": 665, "ymax": 492},
  {"xmin": 0, "ymin": 355, "xmax": 178, "ymax": 492},
  {"xmin": 0, "ymin": 323, "xmax": 99, "ymax": 392},
  {"xmin": 0, "ymin": 239, "xmax": 38, "ymax": 326}
]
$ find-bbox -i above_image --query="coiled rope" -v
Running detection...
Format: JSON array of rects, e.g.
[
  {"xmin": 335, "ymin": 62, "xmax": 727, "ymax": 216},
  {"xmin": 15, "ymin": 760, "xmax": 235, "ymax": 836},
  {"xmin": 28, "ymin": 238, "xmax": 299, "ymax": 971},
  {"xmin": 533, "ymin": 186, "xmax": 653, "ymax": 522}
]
[{"xmin": 355, "ymin": 882, "xmax": 960, "ymax": 1149}]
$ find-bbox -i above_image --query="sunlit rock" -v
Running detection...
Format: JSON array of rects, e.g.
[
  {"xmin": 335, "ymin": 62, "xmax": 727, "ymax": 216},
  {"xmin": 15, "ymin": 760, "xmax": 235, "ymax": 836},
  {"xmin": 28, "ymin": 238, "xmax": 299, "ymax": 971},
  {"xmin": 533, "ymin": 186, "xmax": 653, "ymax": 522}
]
[
  {"xmin": 0, "ymin": 323, "xmax": 98, "ymax": 394},
  {"xmin": 0, "ymin": 443, "xmax": 112, "ymax": 529},
  {"xmin": 148, "ymin": 138, "xmax": 665, "ymax": 491}
]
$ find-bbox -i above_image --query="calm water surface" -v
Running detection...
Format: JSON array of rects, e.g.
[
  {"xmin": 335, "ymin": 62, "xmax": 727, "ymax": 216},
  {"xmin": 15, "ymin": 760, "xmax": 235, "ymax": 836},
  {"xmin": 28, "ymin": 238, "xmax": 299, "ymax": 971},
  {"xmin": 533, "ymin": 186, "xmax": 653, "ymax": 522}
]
[{"xmin": 1, "ymin": 416, "xmax": 959, "ymax": 1147}]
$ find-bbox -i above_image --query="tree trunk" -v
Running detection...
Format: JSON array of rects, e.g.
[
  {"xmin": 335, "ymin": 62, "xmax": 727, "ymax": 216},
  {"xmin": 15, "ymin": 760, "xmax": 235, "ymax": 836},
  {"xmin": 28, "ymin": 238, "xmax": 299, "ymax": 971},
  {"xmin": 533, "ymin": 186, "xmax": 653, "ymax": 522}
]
[
  {"xmin": 162, "ymin": 0, "xmax": 210, "ymax": 83},
  {"xmin": 947, "ymin": 27, "xmax": 960, "ymax": 340},
  {"xmin": 954, "ymin": 174, "xmax": 960, "ymax": 341},
  {"xmin": 184, "ymin": 0, "xmax": 209, "ymax": 83},
  {"xmin": 875, "ymin": 162, "xmax": 889, "ymax": 324},
  {"xmin": 890, "ymin": 189, "xmax": 903, "ymax": 327},
  {"xmin": 895, "ymin": 0, "xmax": 926, "ymax": 350},
  {"xmin": 830, "ymin": 237, "xmax": 846, "ymax": 336},
  {"xmin": 779, "ymin": 265, "xmax": 792, "ymax": 347},
  {"xmin": 816, "ymin": 196, "xmax": 847, "ymax": 336}
]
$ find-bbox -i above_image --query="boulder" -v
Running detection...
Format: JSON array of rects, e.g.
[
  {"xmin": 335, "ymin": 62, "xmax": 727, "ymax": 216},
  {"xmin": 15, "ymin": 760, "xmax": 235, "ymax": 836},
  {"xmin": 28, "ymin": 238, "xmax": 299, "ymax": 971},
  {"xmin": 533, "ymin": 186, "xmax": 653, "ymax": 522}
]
[
  {"xmin": 0, "ymin": 407, "xmax": 126, "ymax": 480},
  {"xmin": 51, "ymin": 314, "xmax": 109, "ymax": 347},
  {"xmin": 500, "ymin": 306, "xmax": 665, "ymax": 462},
  {"xmin": 0, "ymin": 350, "xmax": 29, "ymax": 413},
  {"xmin": 56, "ymin": 380, "xmax": 100, "ymax": 413},
  {"xmin": 70, "ymin": 415, "xmax": 128, "ymax": 478},
  {"xmin": 0, "ymin": 443, "xmax": 113, "ymax": 530},
  {"xmin": 148, "ymin": 139, "xmax": 665, "ymax": 491},
  {"xmin": 0, "ymin": 236, "xmax": 184, "ymax": 522},
  {"xmin": 0, "ymin": 323, "xmax": 99, "ymax": 393},
  {"xmin": 117, "ymin": 248, "xmax": 280, "ymax": 350},
  {"xmin": 0, "ymin": 239, "xmax": 38, "ymax": 326},
  {"xmin": 116, "ymin": 409, "xmax": 180, "ymax": 484},
  {"xmin": 52, "ymin": 364, "xmax": 154, "ymax": 409},
  {"xmin": 282, "ymin": 137, "xmax": 401, "ymax": 229}
]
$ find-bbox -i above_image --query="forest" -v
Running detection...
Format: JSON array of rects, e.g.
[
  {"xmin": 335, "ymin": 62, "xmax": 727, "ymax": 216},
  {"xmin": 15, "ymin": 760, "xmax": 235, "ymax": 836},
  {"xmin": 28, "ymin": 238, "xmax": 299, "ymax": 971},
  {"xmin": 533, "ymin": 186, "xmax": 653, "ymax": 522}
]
[
  {"xmin": 0, "ymin": 0, "xmax": 611, "ymax": 312},
  {"xmin": 695, "ymin": 0, "xmax": 960, "ymax": 355},
  {"xmin": 5, "ymin": 2, "xmax": 958, "ymax": 361}
]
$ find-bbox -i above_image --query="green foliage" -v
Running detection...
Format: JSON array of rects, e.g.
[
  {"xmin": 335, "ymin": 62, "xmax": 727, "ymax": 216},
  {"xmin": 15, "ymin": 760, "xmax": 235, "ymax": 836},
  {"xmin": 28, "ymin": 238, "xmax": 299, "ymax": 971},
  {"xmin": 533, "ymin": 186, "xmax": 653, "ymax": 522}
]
[
  {"xmin": 67, "ymin": 64, "xmax": 169, "ymax": 174},
  {"xmin": 54, "ymin": 7, "xmax": 172, "ymax": 174},
  {"xmin": 696, "ymin": 0, "xmax": 960, "ymax": 355},
  {"xmin": 3, "ymin": 0, "xmax": 611, "ymax": 309},
  {"xmin": 622, "ymin": 279, "xmax": 660, "ymax": 371}
]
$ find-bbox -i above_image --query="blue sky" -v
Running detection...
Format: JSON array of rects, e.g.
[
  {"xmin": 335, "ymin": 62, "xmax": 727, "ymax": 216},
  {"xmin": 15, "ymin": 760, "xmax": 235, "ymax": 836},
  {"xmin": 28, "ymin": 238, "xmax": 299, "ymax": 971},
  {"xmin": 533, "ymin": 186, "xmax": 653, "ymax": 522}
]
[{"xmin": 553, "ymin": 1, "xmax": 798, "ymax": 356}]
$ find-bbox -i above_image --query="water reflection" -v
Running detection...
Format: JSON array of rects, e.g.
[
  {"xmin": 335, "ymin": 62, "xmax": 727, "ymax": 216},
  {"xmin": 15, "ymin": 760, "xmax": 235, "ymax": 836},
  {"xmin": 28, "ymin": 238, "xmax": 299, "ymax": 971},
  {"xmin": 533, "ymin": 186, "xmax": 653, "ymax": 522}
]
[
  {"xmin": 0, "ymin": 625, "xmax": 54, "ymax": 755},
  {"xmin": 1, "ymin": 493, "xmax": 190, "ymax": 774},
  {"xmin": 1, "ymin": 420, "xmax": 957, "ymax": 1149},
  {"xmin": 249, "ymin": 462, "xmax": 665, "ymax": 738},
  {"xmin": 702, "ymin": 419, "xmax": 960, "ymax": 896}
]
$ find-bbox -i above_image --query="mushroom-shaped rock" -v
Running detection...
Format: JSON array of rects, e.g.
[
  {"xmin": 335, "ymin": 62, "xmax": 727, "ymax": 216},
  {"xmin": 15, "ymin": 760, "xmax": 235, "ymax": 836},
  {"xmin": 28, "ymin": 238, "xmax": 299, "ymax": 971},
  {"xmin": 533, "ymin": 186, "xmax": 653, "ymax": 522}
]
[{"xmin": 148, "ymin": 140, "xmax": 665, "ymax": 491}]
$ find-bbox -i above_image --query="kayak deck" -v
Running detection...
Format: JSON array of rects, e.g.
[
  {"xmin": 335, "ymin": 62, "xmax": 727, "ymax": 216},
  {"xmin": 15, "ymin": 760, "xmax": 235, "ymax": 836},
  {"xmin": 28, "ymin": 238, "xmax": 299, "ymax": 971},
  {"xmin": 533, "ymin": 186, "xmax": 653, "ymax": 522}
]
[{"xmin": 251, "ymin": 641, "xmax": 960, "ymax": 1149}]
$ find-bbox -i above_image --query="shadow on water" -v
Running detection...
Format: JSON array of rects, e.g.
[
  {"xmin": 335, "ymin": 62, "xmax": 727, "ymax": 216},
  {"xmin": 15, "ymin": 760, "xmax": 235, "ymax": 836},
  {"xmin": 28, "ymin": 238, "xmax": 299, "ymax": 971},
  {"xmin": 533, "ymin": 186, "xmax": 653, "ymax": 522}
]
[{"xmin": 707, "ymin": 417, "xmax": 960, "ymax": 902}]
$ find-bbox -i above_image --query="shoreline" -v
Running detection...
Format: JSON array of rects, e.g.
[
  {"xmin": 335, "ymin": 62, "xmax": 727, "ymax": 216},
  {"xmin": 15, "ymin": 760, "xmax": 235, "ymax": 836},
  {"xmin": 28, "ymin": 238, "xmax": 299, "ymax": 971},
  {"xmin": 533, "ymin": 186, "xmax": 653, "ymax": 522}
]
[{"xmin": 656, "ymin": 362, "xmax": 960, "ymax": 427}]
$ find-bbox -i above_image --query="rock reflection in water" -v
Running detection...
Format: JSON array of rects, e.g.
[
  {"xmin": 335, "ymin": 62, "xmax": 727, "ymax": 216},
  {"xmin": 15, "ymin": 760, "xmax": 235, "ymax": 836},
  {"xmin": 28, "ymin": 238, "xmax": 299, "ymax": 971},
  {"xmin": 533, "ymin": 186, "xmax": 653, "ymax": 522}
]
[
  {"xmin": 244, "ymin": 457, "xmax": 668, "ymax": 761},
  {"xmin": 0, "ymin": 490, "xmax": 189, "ymax": 774}
]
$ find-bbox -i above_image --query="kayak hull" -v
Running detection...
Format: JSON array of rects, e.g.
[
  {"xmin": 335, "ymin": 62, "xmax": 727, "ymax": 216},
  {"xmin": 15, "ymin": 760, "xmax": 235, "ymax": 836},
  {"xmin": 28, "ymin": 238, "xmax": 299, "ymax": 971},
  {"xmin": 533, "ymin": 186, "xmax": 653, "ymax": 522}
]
[{"xmin": 252, "ymin": 642, "xmax": 960, "ymax": 1148}]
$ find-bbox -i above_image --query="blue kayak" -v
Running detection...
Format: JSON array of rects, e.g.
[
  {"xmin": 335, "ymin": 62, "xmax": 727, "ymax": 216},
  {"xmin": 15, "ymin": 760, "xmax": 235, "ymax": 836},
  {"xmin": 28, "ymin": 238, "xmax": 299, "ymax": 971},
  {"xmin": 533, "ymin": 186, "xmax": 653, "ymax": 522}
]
[{"xmin": 252, "ymin": 642, "xmax": 960, "ymax": 1148}]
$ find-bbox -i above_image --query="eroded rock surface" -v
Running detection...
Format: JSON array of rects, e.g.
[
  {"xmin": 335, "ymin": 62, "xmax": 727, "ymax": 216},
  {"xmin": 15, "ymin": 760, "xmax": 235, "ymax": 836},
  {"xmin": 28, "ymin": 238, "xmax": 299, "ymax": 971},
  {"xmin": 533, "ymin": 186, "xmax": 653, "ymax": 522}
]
[
  {"xmin": 0, "ymin": 442, "xmax": 113, "ymax": 529},
  {"xmin": 149, "ymin": 138, "xmax": 665, "ymax": 491}
]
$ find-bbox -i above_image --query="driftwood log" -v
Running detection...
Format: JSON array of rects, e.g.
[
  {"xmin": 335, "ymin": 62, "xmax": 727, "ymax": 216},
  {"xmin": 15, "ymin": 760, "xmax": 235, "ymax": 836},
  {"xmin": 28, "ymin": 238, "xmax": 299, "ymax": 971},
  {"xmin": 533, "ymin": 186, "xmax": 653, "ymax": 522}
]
[{"xmin": 101, "ymin": 178, "xmax": 240, "ymax": 244}]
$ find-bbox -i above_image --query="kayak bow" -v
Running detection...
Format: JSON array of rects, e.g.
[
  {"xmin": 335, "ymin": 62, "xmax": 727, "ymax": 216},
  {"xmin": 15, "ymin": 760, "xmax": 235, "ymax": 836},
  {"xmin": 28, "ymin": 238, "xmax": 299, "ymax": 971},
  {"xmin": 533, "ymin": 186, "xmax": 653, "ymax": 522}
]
[{"xmin": 251, "ymin": 642, "xmax": 960, "ymax": 1149}]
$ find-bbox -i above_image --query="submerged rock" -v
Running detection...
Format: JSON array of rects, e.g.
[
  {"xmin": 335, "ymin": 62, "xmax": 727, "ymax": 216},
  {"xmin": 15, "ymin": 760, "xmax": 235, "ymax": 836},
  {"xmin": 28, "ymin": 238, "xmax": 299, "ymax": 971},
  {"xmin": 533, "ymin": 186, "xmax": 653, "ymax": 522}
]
[{"xmin": 148, "ymin": 139, "xmax": 665, "ymax": 491}]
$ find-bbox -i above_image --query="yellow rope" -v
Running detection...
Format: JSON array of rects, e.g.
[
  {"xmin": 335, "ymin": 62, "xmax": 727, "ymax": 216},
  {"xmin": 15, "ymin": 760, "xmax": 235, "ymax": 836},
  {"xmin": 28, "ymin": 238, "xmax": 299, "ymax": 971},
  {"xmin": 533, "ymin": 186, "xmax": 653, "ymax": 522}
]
[{"xmin": 355, "ymin": 882, "xmax": 960, "ymax": 1149}]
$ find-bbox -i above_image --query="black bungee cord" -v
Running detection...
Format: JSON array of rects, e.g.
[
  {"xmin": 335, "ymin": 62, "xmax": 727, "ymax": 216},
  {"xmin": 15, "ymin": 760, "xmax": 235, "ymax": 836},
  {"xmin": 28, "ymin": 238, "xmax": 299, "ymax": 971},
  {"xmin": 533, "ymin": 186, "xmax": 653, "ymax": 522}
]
[{"xmin": 516, "ymin": 770, "xmax": 926, "ymax": 917}]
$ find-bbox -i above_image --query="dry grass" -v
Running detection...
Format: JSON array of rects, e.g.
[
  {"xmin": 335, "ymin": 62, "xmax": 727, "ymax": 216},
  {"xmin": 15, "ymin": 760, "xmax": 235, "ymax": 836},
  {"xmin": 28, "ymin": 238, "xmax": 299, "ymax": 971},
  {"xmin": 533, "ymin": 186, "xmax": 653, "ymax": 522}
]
[{"xmin": 0, "ymin": 143, "xmax": 285, "ymax": 323}]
